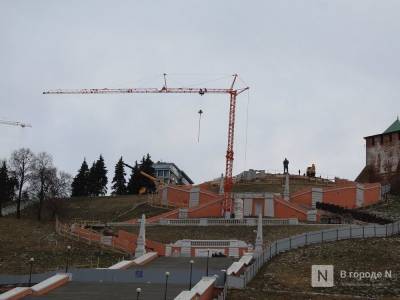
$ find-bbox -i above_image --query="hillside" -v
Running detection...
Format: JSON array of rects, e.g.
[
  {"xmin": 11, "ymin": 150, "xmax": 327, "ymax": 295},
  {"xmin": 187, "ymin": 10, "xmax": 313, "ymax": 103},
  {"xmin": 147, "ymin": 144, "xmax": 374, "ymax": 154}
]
[
  {"xmin": 206, "ymin": 174, "xmax": 335, "ymax": 194},
  {"xmin": 0, "ymin": 217, "xmax": 122, "ymax": 275},
  {"xmin": 19, "ymin": 195, "xmax": 170, "ymax": 223},
  {"xmin": 229, "ymin": 237, "xmax": 400, "ymax": 299},
  {"xmin": 0, "ymin": 195, "xmax": 170, "ymax": 275}
]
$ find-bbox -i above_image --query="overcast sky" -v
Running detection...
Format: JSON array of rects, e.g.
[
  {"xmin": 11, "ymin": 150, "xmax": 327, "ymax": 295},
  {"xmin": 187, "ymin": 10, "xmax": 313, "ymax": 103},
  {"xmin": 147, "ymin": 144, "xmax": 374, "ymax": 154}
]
[{"xmin": 1, "ymin": 0, "xmax": 399, "ymax": 186}]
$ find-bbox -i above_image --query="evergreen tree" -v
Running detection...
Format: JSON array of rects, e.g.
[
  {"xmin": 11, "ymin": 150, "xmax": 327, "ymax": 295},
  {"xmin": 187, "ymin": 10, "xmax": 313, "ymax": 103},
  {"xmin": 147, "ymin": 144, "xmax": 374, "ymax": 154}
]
[
  {"xmin": 87, "ymin": 155, "xmax": 108, "ymax": 196},
  {"xmin": 0, "ymin": 161, "xmax": 16, "ymax": 217},
  {"xmin": 112, "ymin": 157, "xmax": 126, "ymax": 195},
  {"xmin": 95, "ymin": 155, "xmax": 108, "ymax": 195},
  {"xmin": 71, "ymin": 159, "xmax": 90, "ymax": 197},
  {"xmin": 127, "ymin": 161, "xmax": 140, "ymax": 194},
  {"xmin": 140, "ymin": 154, "xmax": 156, "ymax": 192},
  {"xmin": 87, "ymin": 161, "xmax": 97, "ymax": 196}
]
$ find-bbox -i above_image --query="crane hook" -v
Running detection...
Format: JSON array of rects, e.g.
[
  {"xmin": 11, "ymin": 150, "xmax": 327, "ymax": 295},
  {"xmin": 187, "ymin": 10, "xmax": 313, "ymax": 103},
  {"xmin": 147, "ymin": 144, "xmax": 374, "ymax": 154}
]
[{"xmin": 197, "ymin": 109, "xmax": 203, "ymax": 143}]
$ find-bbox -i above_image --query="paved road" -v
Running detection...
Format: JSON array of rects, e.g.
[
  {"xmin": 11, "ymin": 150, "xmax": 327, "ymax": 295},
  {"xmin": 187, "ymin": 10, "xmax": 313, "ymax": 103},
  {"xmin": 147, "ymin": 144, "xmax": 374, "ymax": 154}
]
[
  {"xmin": 138, "ymin": 256, "xmax": 234, "ymax": 272},
  {"xmin": 20, "ymin": 257, "xmax": 233, "ymax": 299},
  {"xmin": 25, "ymin": 282, "xmax": 186, "ymax": 300}
]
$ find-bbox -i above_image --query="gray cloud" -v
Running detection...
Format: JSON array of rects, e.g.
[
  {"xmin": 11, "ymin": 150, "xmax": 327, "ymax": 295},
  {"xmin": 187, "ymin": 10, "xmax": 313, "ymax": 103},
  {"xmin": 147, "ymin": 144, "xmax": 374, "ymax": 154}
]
[{"xmin": 1, "ymin": 0, "xmax": 399, "ymax": 185}]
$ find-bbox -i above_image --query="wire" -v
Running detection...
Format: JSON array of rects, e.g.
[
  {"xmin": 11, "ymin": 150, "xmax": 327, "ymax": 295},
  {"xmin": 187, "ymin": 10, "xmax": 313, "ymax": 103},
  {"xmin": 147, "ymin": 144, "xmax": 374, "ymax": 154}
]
[
  {"xmin": 197, "ymin": 109, "xmax": 203, "ymax": 143},
  {"xmin": 244, "ymin": 89, "xmax": 250, "ymax": 170}
]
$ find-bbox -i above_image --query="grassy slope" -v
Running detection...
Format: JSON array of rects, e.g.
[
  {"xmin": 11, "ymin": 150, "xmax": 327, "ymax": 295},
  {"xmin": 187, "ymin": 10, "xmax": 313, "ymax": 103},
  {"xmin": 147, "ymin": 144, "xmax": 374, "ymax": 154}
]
[
  {"xmin": 229, "ymin": 237, "xmax": 400, "ymax": 300},
  {"xmin": 118, "ymin": 225, "xmax": 333, "ymax": 244},
  {"xmin": 207, "ymin": 177, "xmax": 334, "ymax": 194},
  {"xmin": 362, "ymin": 195, "xmax": 400, "ymax": 220},
  {"xmin": 0, "ymin": 195, "xmax": 169, "ymax": 275},
  {"xmin": 0, "ymin": 217, "xmax": 122, "ymax": 275}
]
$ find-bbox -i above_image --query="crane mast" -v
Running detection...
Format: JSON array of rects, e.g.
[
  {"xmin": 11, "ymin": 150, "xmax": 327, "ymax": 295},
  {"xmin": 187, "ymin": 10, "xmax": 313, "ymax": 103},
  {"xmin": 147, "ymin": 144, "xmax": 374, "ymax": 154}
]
[
  {"xmin": 0, "ymin": 120, "xmax": 32, "ymax": 128},
  {"xmin": 43, "ymin": 74, "xmax": 249, "ymax": 218}
]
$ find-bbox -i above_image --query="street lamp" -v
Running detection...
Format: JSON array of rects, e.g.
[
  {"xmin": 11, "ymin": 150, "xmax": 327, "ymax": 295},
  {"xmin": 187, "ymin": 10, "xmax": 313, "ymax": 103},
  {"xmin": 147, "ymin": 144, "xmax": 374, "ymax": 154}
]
[
  {"xmin": 221, "ymin": 269, "xmax": 227, "ymax": 285},
  {"xmin": 136, "ymin": 287, "xmax": 141, "ymax": 300},
  {"xmin": 189, "ymin": 260, "xmax": 194, "ymax": 290},
  {"xmin": 65, "ymin": 245, "xmax": 71, "ymax": 273},
  {"xmin": 28, "ymin": 257, "xmax": 34, "ymax": 287},
  {"xmin": 206, "ymin": 249, "xmax": 210, "ymax": 276},
  {"xmin": 164, "ymin": 271, "xmax": 170, "ymax": 300},
  {"xmin": 221, "ymin": 269, "xmax": 227, "ymax": 300}
]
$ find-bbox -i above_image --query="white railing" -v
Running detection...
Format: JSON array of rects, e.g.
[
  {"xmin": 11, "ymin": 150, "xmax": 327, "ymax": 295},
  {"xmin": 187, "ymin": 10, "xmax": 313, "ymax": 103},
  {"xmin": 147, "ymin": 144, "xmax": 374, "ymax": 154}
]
[
  {"xmin": 227, "ymin": 221, "xmax": 400, "ymax": 289},
  {"xmin": 158, "ymin": 218, "xmax": 299, "ymax": 226},
  {"xmin": 83, "ymin": 217, "xmax": 299, "ymax": 227}
]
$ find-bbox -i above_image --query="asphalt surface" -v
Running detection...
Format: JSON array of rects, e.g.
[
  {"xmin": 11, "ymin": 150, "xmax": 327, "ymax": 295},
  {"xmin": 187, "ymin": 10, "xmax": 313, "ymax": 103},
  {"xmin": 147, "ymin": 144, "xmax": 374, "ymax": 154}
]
[
  {"xmin": 25, "ymin": 282, "xmax": 186, "ymax": 300},
  {"xmin": 137, "ymin": 256, "xmax": 234, "ymax": 272},
  {"xmin": 22, "ymin": 257, "xmax": 234, "ymax": 299}
]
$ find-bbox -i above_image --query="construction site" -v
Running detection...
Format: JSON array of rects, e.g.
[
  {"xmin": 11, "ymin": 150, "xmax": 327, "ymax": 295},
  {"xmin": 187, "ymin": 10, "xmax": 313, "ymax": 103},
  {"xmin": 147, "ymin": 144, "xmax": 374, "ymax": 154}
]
[{"xmin": 1, "ymin": 1, "xmax": 400, "ymax": 300}]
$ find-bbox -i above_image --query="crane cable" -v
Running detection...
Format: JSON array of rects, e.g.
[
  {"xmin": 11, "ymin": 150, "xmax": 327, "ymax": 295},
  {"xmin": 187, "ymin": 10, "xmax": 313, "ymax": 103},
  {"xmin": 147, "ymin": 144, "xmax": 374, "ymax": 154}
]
[
  {"xmin": 197, "ymin": 109, "xmax": 203, "ymax": 143},
  {"xmin": 244, "ymin": 89, "xmax": 250, "ymax": 169}
]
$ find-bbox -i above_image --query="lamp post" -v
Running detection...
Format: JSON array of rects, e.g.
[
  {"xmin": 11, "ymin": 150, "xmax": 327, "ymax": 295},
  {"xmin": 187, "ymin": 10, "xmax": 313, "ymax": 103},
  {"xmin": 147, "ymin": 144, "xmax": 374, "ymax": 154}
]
[
  {"xmin": 164, "ymin": 271, "xmax": 170, "ymax": 300},
  {"xmin": 136, "ymin": 287, "xmax": 141, "ymax": 300},
  {"xmin": 189, "ymin": 260, "xmax": 194, "ymax": 290},
  {"xmin": 221, "ymin": 269, "xmax": 227, "ymax": 300},
  {"xmin": 206, "ymin": 249, "xmax": 210, "ymax": 276},
  {"xmin": 28, "ymin": 257, "xmax": 34, "ymax": 287},
  {"xmin": 221, "ymin": 269, "xmax": 227, "ymax": 284},
  {"xmin": 65, "ymin": 245, "xmax": 71, "ymax": 273}
]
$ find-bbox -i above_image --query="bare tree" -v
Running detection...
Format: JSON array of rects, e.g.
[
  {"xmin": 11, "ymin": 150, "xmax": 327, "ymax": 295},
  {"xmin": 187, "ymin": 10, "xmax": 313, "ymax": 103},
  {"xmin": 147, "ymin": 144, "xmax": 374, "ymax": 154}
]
[
  {"xmin": 9, "ymin": 148, "xmax": 34, "ymax": 218},
  {"xmin": 49, "ymin": 171, "xmax": 72, "ymax": 198},
  {"xmin": 31, "ymin": 152, "xmax": 55, "ymax": 221}
]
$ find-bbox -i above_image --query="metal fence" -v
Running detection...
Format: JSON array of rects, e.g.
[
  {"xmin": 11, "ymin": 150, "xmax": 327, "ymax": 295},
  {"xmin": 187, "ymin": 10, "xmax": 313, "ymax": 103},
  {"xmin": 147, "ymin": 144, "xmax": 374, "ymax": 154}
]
[{"xmin": 227, "ymin": 221, "xmax": 400, "ymax": 289}]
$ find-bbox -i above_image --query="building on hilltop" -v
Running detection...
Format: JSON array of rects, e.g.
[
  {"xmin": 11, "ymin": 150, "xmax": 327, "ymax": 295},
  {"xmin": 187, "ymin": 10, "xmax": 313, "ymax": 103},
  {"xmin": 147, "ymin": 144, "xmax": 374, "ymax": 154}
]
[
  {"xmin": 153, "ymin": 161, "xmax": 193, "ymax": 185},
  {"xmin": 357, "ymin": 118, "xmax": 400, "ymax": 182}
]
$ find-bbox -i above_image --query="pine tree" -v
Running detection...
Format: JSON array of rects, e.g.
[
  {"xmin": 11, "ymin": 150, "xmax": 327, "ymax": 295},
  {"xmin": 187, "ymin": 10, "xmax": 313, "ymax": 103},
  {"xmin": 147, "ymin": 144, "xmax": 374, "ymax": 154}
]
[
  {"xmin": 87, "ymin": 155, "xmax": 108, "ymax": 196},
  {"xmin": 87, "ymin": 161, "xmax": 97, "ymax": 196},
  {"xmin": 127, "ymin": 161, "xmax": 140, "ymax": 194},
  {"xmin": 95, "ymin": 155, "xmax": 108, "ymax": 195},
  {"xmin": 140, "ymin": 154, "xmax": 156, "ymax": 192},
  {"xmin": 71, "ymin": 159, "xmax": 90, "ymax": 197},
  {"xmin": 112, "ymin": 157, "xmax": 126, "ymax": 195}
]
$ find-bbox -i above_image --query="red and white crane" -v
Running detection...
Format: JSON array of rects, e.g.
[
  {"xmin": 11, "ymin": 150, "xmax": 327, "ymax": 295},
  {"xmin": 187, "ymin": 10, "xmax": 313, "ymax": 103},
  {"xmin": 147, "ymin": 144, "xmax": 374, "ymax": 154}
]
[
  {"xmin": 43, "ymin": 74, "xmax": 249, "ymax": 218},
  {"xmin": 0, "ymin": 119, "xmax": 31, "ymax": 128}
]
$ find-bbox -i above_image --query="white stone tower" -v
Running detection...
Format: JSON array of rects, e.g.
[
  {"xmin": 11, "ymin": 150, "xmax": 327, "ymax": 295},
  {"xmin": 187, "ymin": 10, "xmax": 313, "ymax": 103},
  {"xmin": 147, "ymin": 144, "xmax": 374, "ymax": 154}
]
[
  {"xmin": 283, "ymin": 174, "xmax": 290, "ymax": 201},
  {"xmin": 134, "ymin": 214, "xmax": 146, "ymax": 258},
  {"xmin": 254, "ymin": 213, "xmax": 263, "ymax": 253}
]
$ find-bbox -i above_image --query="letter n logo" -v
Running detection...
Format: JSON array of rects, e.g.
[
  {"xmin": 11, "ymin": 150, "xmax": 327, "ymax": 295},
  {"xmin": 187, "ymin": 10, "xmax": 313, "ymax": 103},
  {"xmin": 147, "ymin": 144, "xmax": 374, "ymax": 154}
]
[{"xmin": 311, "ymin": 265, "xmax": 334, "ymax": 287}]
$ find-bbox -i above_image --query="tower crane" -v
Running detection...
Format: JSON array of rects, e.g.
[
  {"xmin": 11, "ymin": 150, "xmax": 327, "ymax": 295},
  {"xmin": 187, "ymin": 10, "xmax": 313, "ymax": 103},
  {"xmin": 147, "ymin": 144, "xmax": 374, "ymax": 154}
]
[
  {"xmin": 0, "ymin": 120, "xmax": 32, "ymax": 128},
  {"xmin": 43, "ymin": 74, "xmax": 249, "ymax": 218}
]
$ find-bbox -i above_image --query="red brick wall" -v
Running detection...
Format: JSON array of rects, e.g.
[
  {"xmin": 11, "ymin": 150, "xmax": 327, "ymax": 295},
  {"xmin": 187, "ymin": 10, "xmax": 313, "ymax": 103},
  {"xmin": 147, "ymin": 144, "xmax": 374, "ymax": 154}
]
[
  {"xmin": 323, "ymin": 187, "xmax": 357, "ymax": 208},
  {"xmin": 274, "ymin": 198, "xmax": 308, "ymax": 221},
  {"xmin": 364, "ymin": 184, "xmax": 381, "ymax": 206},
  {"xmin": 166, "ymin": 187, "xmax": 190, "ymax": 207},
  {"xmin": 188, "ymin": 200, "xmax": 222, "ymax": 218},
  {"xmin": 290, "ymin": 190, "xmax": 312, "ymax": 207}
]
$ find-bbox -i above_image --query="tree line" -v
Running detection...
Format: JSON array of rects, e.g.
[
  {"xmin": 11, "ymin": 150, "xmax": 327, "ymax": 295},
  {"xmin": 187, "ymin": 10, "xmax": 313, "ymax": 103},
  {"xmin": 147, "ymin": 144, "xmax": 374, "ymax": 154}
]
[
  {"xmin": 0, "ymin": 148, "xmax": 72, "ymax": 220},
  {"xmin": 71, "ymin": 153, "xmax": 156, "ymax": 197},
  {"xmin": 1, "ymin": 150, "xmax": 159, "ymax": 220}
]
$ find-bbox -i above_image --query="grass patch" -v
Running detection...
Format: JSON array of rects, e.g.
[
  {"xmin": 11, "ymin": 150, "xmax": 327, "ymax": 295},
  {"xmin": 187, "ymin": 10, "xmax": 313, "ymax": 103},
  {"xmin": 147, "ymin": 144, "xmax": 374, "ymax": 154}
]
[
  {"xmin": 362, "ymin": 194, "xmax": 400, "ymax": 220},
  {"xmin": 118, "ymin": 225, "xmax": 333, "ymax": 244},
  {"xmin": 228, "ymin": 237, "xmax": 400, "ymax": 299},
  {"xmin": 0, "ymin": 217, "xmax": 122, "ymax": 275}
]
